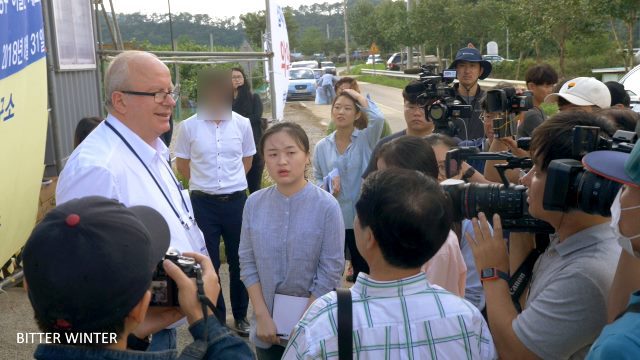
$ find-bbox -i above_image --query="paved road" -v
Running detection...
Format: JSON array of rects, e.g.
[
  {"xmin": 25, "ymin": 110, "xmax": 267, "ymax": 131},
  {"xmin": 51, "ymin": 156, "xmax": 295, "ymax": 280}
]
[{"xmin": 357, "ymin": 82, "xmax": 405, "ymax": 133}]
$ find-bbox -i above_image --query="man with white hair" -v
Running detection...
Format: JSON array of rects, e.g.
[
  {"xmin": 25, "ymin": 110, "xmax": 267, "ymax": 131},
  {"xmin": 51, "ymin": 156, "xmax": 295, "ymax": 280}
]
[{"xmin": 56, "ymin": 50, "xmax": 208, "ymax": 351}]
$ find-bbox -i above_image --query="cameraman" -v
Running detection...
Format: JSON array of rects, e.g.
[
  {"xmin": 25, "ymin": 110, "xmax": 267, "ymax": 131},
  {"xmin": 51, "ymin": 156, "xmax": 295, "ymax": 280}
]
[
  {"xmin": 448, "ymin": 47, "xmax": 492, "ymax": 144},
  {"xmin": 23, "ymin": 196, "xmax": 253, "ymax": 360},
  {"xmin": 581, "ymin": 127, "xmax": 640, "ymax": 358},
  {"xmin": 468, "ymin": 111, "xmax": 621, "ymax": 359}
]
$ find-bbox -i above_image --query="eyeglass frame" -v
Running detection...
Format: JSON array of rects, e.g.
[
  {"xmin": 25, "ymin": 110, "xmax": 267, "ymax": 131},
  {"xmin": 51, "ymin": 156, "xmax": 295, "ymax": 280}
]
[{"xmin": 119, "ymin": 86, "xmax": 181, "ymax": 104}]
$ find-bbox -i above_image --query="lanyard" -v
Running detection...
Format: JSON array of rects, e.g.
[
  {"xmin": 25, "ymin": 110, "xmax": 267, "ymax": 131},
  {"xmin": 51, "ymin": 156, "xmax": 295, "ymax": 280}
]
[{"xmin": 105, "ymin": 121, "xmax": 193, "ymax": 229}]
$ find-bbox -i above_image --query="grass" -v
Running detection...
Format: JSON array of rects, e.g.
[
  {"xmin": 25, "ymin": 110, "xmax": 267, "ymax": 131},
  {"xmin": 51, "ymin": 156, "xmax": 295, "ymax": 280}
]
[
  {"xmin": 357, "ymin": 74, "xmax": 411, "ymax": 89},
  {"xmin": 342, "ymin": 63, "xmax": 386, "ymax": 75}
]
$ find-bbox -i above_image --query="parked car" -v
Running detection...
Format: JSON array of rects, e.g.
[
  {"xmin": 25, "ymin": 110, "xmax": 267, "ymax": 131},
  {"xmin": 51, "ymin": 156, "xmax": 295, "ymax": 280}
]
[
  {"xmin": 386, "ymin": 52, "xmax": 420, "ymax": 71},
  {"xmin": 321, "ymin": 61, "xmax": 336, "ymax": 73},
  {"xmin": 619, "ymin": 65, "xmax": 640, "ymax": 113},
  {"xmin": 291, "ymin": 60, "xmax": 318, "ymax": 69},
  {"xmin": 287, "ymin": 68, "xmax": 317, "ymax": 100},
  {"xmin": 312, "ymin": 68, "xmax": 324, "ymax": 80},
  {"xmin": 290, "ymin": 52, "xmax": 304, "ymax": 62},
  {"xmin": 366, "ymin": 54, "xmax": 384, "ymax": 65},
  {"xmin": 482, "ymin": 55, "xmax": 513, "ymax": 64}
]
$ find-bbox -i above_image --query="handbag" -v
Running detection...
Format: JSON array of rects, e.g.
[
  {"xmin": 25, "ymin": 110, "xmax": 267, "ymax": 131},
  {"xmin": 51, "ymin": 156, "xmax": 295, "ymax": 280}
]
[{"xmin": 336, "ymin": 288, "xmax": 353, "ymax": 360}]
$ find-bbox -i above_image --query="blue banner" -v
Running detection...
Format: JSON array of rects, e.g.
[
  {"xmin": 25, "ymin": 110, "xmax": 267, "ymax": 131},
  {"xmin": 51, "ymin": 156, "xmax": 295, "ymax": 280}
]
[{"xmin": 0, "ymin": 0, "xmax": 46, "ymax": 81}]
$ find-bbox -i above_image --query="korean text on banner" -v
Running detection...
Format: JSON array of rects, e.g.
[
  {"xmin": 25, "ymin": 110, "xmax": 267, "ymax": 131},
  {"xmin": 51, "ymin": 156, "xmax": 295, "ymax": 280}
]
[
  {"xmin": 0, "ymin": 0, "xmax": 48, "ymax": 266},
  {"xmin": 267, "ymin": 1, "xmax": 290, "ymax": 121}
]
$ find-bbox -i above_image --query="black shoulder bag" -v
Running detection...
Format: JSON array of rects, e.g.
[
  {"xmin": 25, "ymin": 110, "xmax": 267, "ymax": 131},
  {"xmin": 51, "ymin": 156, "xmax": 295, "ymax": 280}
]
[{"xmin": 336, "ymin": 288, "xmax": 353, "ymax": 360}]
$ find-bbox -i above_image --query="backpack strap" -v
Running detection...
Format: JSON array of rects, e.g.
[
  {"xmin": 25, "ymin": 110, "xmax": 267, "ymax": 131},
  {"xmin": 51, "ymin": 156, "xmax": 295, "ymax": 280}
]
[{"xmin": 336, "ymin": 288, "xmax": 353, "ymax": 360}]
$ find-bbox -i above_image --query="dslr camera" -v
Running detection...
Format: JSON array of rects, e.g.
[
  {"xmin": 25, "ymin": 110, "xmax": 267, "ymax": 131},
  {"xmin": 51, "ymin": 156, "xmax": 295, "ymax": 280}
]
[
  {"xmin": 409, "ymin": 65, "xmax": 473, "ymax": 138},
  {"xmin": 149, "ymin": 250, "xmax": 200, "ymax": 307},
  {"xmin": 485, "ymin": 88, "xmax": 533, "ymax": 138}
]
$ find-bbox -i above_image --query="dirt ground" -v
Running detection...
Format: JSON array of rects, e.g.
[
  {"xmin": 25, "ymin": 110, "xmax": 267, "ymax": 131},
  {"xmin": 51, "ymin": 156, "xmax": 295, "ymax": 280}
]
[{"xmin": 0, "ymin": 100, "xmax": 330, "ymax": 359}]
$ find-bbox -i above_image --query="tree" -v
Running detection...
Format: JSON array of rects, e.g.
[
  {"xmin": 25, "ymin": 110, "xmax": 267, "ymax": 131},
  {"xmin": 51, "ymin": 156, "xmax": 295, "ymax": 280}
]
[
  {"xmin": 299, "ymin": 27, "xmax": 325, "ymax": 55},
  {"xmin": 593, "ymin": 0, "xmax": 640, "ymax": 70},
  {"xmin": 239, "ymin": 8, "xmax": 299, "ymax": 51}
]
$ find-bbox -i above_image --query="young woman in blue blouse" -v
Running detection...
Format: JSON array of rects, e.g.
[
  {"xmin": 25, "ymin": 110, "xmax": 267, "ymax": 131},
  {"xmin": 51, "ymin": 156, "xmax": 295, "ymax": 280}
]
[
  {"xmin": 312, "ymin": 89, "xmax": 385, "ymax": 281},
  {"xmin": 239, "ymin": 122, "xmax": 345, "ymax": 360}
]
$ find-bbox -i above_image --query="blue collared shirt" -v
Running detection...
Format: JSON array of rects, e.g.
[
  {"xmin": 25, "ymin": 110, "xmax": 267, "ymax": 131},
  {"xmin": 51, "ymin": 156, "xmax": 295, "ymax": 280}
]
[{"xmin": 312, "ymin": 98, "xmax": 385, "ymax": 228}]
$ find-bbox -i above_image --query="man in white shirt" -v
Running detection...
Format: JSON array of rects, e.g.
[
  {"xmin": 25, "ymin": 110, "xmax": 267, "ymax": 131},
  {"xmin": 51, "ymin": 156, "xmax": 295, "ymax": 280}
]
[
  {"xmin": 56, "ymin": 50, "xmax": 207, "ymax": 351},
  {"xmin": 175, "ymin": 69, "xmax": 256, "ymax": 336}
]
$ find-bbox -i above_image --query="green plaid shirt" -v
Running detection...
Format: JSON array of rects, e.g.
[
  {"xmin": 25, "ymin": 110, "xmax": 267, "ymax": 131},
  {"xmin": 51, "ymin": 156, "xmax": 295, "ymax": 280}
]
[{"xmin": 282, "ymin": 272, "xmax": 496, "ymax": 359}]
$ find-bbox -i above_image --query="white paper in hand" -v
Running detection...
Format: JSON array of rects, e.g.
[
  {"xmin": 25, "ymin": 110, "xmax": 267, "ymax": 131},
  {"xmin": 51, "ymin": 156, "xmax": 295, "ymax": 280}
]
[{"xmin": 272, "ymin": 294, "xmax": 309, "ymax": 340}]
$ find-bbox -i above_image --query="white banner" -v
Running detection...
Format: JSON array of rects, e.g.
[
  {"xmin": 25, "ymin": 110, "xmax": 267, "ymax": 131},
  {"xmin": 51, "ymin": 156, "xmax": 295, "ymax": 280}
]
[{"xmin": 267, "ymin": 0, "xmax": 290, "ymax": 121}]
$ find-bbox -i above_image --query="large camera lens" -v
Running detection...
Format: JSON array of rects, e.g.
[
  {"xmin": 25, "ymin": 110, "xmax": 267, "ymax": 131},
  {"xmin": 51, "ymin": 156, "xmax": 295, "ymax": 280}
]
[
  {"xmin": 428, "ymin": 103, "xmax": 446, "ymax": 122},
  {"xmin": 442, "ymin": 182, "xmax": 554, "ymax": 233},
  {"xmin": 576, "ymin": 170, "xmax": 621, "ymax": 217}
]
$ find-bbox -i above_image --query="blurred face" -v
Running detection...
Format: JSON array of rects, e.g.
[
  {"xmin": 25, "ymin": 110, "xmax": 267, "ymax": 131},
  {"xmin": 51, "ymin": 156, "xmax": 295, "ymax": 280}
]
[
  {"xmin": 336, "ymin": 83, "xmax": 352, "ymax": 95},
  {"xmin": 263, "ymin": 131, "xmax": 309, "ymax": 188},
  {"xmin": 528, "ymin": 82, "xmax": 555, "ymax": 105},
  {"xmin": 456, "ymin": 61, "xmax": 483, "ymax": 88},
  {"xmin": 332, "ymin": 96, "xmax": 360, "ymax": 129},
  {"xmin": 231, "ymin": 70, "xmax": 245, "ymax": 90},
  {"xmin": 118, "ymin": 57, "xmax": 175, "ymax": 141},
  {"xmin": 198, "ymin": 78, "xmax": 232, "ymax": 120},
  {"xmin": 404, "ymin": 100, "xmax": 433, "ymax": 134}
]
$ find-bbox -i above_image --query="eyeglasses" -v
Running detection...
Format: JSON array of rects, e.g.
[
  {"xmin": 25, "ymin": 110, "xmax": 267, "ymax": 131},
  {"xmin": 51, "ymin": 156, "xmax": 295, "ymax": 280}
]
[
  {"xmin": 120, "ymin": 86, "xmax": 180, "ymax": 104},
  {"xmin": 231, "ymin": 75, "xmax": 244, "ymax": 80},
  {"xmin": 404, "ymin": 105, "xmax": 425, "ymax": 113}
]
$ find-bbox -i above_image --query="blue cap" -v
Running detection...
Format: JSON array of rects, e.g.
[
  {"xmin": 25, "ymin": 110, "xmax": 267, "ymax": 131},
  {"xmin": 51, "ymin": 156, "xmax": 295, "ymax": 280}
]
[
  {"xmin": 583, "ymin": 145, "xmax": 640, "ymax": 188},
  {"xmin": 448, "ymin": 47, "xmax": 492, "ymax": 80}
]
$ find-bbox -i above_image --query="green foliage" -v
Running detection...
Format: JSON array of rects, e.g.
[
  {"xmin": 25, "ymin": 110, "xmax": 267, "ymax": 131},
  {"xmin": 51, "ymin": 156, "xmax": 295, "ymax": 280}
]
[
  {"xmin": 239, "ymin": 8, "xmax": 300, "ymax": 51},
  {"xmin": 349, "ymin": 0, "xmax": 408, "ymax": 53},
  {"xmin": 343, "ymin": 63, "xmax": 386, "ymax": 75}
]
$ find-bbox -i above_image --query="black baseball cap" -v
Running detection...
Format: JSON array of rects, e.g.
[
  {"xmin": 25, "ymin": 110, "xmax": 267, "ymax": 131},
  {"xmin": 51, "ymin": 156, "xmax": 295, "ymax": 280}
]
[{"xmin": 23, "ymin": 196, "xmax": 170, "ymax": 332}]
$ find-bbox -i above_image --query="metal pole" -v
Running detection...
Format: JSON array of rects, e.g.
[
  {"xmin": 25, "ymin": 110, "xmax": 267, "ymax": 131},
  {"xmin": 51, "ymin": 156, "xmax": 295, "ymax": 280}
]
[
  {"xmin": 506, "ymin": 27, "xmax": 510, "ymax": 60},
  {"xmin": 167, "ymin": 0, "xmax": 180, "ymax": 120},
  {"xmin": 344, "ymin": 0, "xmax": 350, "ymax": 73},
  {"xmin": 107, "ymin": 0, "xmax": 123, "ymax": 49},
  {"xmin": 407, "ymin": 0, "xmax": 413, "ymax": 69},
  {"xmin": 265, "ymin": 0, "xmax": 278, "ymax": 122},
  {"xmin": 93, "ymin": 1, "xmax": 105, "ymax": 118}
]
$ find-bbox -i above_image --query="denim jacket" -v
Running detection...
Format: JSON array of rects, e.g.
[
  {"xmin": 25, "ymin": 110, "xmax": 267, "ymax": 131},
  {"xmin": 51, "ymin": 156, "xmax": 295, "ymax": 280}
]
[{"xmin": 33, "ymin": 316, "xmax": 254, "ymax": 360}]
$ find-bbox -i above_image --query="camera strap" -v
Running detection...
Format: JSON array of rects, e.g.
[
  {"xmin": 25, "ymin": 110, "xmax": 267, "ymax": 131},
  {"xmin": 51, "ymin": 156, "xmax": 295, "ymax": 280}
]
[
  {"xmin": 177, "ymin": 267, "xmax": 221, "ymax": 360},
  {"xmin": 508, "ymin": 234, "xmax": 550, "ymax": 312}
]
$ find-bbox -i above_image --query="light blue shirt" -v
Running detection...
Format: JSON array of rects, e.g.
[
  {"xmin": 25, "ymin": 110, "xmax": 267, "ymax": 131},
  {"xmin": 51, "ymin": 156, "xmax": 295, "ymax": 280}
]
[
  {"xmin": 312, "ymin": 98, "xmax": 385, "ymax": 229},
  {"xmin": 239, "ymin": 182, "xmax": 345, "ymax": 349}
]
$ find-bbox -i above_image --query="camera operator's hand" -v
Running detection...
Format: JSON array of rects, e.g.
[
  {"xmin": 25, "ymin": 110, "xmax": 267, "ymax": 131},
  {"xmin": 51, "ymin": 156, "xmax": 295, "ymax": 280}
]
[
  {"xmin": 133, "ymin": 306, "xmax": 184, "ymax": 339},
  {"xmin": 467, "ymin": 212, "xmax": 509, "ymax": 274},
  {"xmin": 498, "ymin": 137, "xmax": 529, "ymax": 158},
  {"xmin": 164, "ymin": 252, "xmax": 221, "ymax": 325},
  {"xmin": 255, "ymin": 312, "xmax": 280, "ymax": 345}
]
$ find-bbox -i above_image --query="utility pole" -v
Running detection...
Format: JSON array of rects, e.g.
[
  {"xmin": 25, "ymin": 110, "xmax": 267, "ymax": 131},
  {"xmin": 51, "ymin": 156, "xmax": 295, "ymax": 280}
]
[
  {"xmin": 343, "ymin": 0, "xmax": 350, "ymax": 73},
  {"xmin": 506, "ymin": 27, "xmax": 510, "ymax": 60},
  {"xmin": 167, "ymin": 0, "xmax": 180, "ymax": 120},
  {"xmin": 407, "ymin": 0, "xmax": 413, "ymax": 69},
  {"xmin": 265, "ymin": 0, "xmax": 278, "ymax": 122}
]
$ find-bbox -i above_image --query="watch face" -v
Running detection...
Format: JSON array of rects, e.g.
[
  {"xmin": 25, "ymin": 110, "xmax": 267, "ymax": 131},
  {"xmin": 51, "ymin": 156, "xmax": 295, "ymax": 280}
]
[{"xmin": 481, "ymin": 268, "xmax": 496, "ymax": 278}]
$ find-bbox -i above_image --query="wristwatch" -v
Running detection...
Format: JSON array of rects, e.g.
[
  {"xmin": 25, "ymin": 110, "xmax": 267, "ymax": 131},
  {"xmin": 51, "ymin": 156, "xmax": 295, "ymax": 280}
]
[
  {"xmin": 461, "ymin": 167, "xmax": 476, "ymax": 183},
  {"xmin": 480, "ymin": 268, "xmax": 510, "ymax": 283}
]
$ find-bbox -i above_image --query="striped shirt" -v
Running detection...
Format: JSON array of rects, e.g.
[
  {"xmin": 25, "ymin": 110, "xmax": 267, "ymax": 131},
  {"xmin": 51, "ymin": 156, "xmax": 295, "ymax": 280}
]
[{"xmin": 283, "ymin": 272, "xmax": 496, "ymax": 359}]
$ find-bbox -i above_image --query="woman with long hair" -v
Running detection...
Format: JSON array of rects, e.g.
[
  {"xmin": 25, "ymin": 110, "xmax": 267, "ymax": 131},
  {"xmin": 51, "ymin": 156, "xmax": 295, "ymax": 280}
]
[
  {"xmin": 313, "ymin": 89, "xmax": 385, "ymax": 281},
  {"xmin": 232, "ymin": 67, "xmax": 265, "ymax": 193}
]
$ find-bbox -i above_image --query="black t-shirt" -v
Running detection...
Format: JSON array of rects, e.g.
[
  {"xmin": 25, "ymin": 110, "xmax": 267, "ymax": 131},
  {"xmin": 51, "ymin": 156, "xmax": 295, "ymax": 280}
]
[
  {"xmin": 517, "ymin": 107, "xmax": 545, "ymax": 138},
  {"xmin": 362, "ymin": 130, "xmax": 407, "ymax": 179}
]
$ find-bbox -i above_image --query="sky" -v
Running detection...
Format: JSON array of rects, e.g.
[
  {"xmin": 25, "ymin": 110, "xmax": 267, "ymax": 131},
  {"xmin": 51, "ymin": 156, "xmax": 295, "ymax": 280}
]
[{"xmin": 110, "ymin": 0, "xmax": 343, "ymax": 19}]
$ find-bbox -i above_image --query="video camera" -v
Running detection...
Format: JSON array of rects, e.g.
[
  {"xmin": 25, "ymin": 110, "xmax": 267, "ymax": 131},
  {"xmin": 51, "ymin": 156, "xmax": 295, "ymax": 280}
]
[
  {"xmin": 441, "ymin": 147, "xmax": 553, "ymax": 233},
  {"xmin": 543, "ymin": 125, "xmax": 636, "ymax": 215},
  {"xmin": 149, "ymin": 250, "xmax": 200, "ymax": 306},
  {"xmin": 485, "ymin": 88, "xmax": 534, "ymax": 138},
  {"xmin": 441, "ymin": 125, "xmax": 637, "ymax": 232},
  {"xmin": 409, "ymin": 65, "xmax": 472, "ymax": 138}
]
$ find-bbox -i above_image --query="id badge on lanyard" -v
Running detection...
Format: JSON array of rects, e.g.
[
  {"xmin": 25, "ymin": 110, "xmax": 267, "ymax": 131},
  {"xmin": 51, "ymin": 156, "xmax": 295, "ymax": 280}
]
[{"xmin": 180, "ymin": 189, "xmax": 209, "ymax": 256}]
